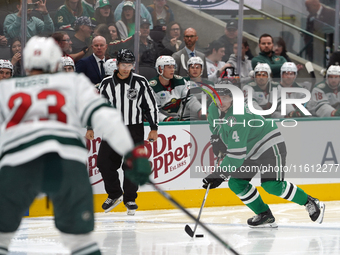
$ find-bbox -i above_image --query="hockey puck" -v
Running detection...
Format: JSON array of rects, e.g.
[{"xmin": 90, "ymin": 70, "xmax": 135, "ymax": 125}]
[{"xmin": 195, "ymin": 234, "xmax": 204, "ymax": 238}]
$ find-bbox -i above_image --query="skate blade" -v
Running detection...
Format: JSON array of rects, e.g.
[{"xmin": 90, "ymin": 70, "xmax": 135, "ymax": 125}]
[
  {"xmin": 127, "ymin": 209, "xmax": 136, "ymax": 216},
  {"xmin": 316, "ymin": 202, "xmax": 325, "ymax": 224},
  {"xmin": 104, "ymin": 196, "xmax": 123, "ymax": 213},
  {"xmin": 249, "ymin": 222, "xmax": 278, "ymax": 228}
]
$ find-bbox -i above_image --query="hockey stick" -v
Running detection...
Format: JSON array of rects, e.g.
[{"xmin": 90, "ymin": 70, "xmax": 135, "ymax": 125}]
[
  {"xmin": 305, "ymin": 61, "xmax": 316, "ymax": 92},
  {"xmin": 149, "ymin": 180, "xmax": 240, "ymax": 255},
  {"xmin": 184, "ymin": 183, "xmax": 210, "ymax": 238}
]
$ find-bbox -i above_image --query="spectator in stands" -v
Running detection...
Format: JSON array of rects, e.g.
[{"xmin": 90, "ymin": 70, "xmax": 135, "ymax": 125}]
[
  {"xmin": 304, "ymin": 0, "xmax": 335, "ymax": 62},
  {"xmin": 93, "ymin": 24, "xmax": 111, "ymax": 44},
  {"xmin": 9, "ymin": 38, "xmax": 21, "ymax": 77},
  {"xmin": 55, "ymin": 0, "xmax": 90, "ymax": 30},
  {"xmin": 108, "ymin": 23, "xmax": 121, "ymax": 42},
  {"xmin": 82, "ymin": 0, "xmax": 96, "ymax": 18},
  {"xmin": 61, "ymin": 56, "xmax": 75, "ymax": 72},
  {"xmin": 217, "ymin": 20, "xmax": 238, "ymax": 62},
  {"xmin": 52, "ymin": 31, "xmax": 87, "ymax": 62},
  {"xmin": 116, "ymin": 1, "xmax": 136, "ymax": 40},
  {"xmin": 0, "ymin": 36, "xmax": 8, "ymax": 47},
  {"xmin": 161, "ymin": 21, "xmax": 184, "ymax": 55},
  {"xmin": 147, "ymin": 0, "xmax": 174, "ymax": 31},
  {"xmin": 69, "ymin": 16, "xmax": 94, "ymax": 58},
  {"xmin": 4, "ymin": 0, "xmax": 54, "ymax": 41},
  {"xmin": 273, "ymin": 37, "xmax": 292, "ymax": 62},
  {"xmin": 251, "ymin": 34, "xmax": 286, "ymax": 79},
  {"xmin": 76, "ymin": 35, "xmax": 108, "ymax": 85},
  {"xmin": 225, "ymin": 38, "xmax": 253, "ymax": 86},
  {"xmin": 172, "ymin": 27, "xmax": 208, "ymax": 78},
  {"xmin": 139, "ymin": 18, "xmax": 159, "ymax": 67},
  {"xmin": 205, "ymin": 40, "xmax": 229, "ymax": 83},
  {"xmin": 114, "ymin": 0, "xmax": 153, "ymax": 29},
  {"xmin": 273, "ymin": 37, "xmax": 303, "ymax": 72},
  {"xmin": 92, "ymin": 0, "xmax": 115, "ymax": 26},
  {"xmin": 307, "ymin": 65, "xmax": 340, "ymax": 117},
  {"xmin": 0, "ymin": 59, "xmax": 14, "ymax": 80}
]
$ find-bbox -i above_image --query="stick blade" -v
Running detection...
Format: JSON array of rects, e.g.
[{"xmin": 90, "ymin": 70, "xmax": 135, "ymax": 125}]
[{"xmin": 185, "ymin": 224, "xmax": 194, "ymax": 237}]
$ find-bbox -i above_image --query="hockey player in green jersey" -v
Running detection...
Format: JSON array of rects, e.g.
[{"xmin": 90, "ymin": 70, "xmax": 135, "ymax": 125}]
[
  {"xmin": 149, "ymin": 56, "xmax": 202, "ymax": 121},
  {"xmin": 202, "ymin": 86, "xmax": 325, "ymax": 228}
]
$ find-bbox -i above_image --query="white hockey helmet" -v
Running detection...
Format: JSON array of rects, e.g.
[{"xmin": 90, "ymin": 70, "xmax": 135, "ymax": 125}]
[
  {"xmin": 281, "ymin": 62, "xmax": 297, "ymax": 84},
  {"xmin": 187, "ymin": 56, "xmax": 204, "ymax": 76},
  {"xmin": 61, "ymin": 56, "xmax": 75, "ymax": 68},
  {"xmin": 326, "ymin": 65, "xmax": 340, "ymax": 77},
  {"xmin": 104, "ymin": 58, "xmax": 117, "ymax": 76},
  {"xmin": 0, "ymin": 59, "xmax": 14, "ymax": 76},
  {"xmin": 254, "ymin": 63, "xmax": 271, "ymax": 77},
  {"xmin": 23, "ymin": 36, "xmax": 62, "ymax": 73},
  {"xmin": 281, "ymin": 62, "xmax": 297, "ymax": 75},
  {"xmin": 155, "ymin": 55, "xmax": 176, "ymax": 75}
]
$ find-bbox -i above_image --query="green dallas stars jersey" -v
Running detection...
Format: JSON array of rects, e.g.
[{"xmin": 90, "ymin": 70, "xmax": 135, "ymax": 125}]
[{"xmin": 207, "ymin": 103, "xmax": 285, "ymax": 169}]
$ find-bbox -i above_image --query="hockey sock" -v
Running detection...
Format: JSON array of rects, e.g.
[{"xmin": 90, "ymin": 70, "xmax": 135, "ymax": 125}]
[
  {"xmin": 228, "ymin": 177, "xmax": 269, "ymax": 215},
  {"xmin": 0, "ymin": 231, "xmax": 15, "ymax": 254},
  {"xmin": 60, "ymin": 233, "xmax": 101, "ymax": 255},
  {"xmin": 261, "ymin": 181, "xmax": 308, "ymax": 205}
]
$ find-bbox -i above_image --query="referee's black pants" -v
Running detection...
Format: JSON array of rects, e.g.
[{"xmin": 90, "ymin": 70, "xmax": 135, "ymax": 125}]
[{"xmin": 97, "ymin": 124, "xmax": 144, "ymax": 204}]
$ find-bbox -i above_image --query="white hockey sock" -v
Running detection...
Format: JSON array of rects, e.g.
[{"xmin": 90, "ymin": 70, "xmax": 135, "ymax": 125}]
[
  {"xmin": 60, "ymin": 232, "xmax": 100, "ymax": 254},
  {"xmin": 0, "ymin": 232, "xmax": 16, "ymax": 254}
]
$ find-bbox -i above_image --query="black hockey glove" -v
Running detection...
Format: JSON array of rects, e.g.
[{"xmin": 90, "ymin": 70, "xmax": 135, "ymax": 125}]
[
  {"xmin": 210, "ymin": 135, "xmax": 227, "ymax": 157},
  {"xmin": 202, "ymin": 173, "xmax": 228, "ymax": 189}
]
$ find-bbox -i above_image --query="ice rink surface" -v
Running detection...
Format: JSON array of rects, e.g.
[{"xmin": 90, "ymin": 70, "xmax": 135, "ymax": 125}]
[{"xmin": 9, "ymin": 201, "xmax": 340, "ymax": 255}]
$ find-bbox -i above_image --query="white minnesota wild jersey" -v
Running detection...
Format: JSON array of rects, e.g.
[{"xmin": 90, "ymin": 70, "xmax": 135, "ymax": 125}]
[
  {"xmin": 307, "ymin": 81, "xmax": 340, "ymax": 117},
  {"xmin": 0, "ymin": 72, "xmax": 121, "ymax": 168}
]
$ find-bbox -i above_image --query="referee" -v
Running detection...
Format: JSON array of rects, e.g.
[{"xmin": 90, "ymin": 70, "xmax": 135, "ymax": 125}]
[{"xmin": 98, "ymin": 49, "xmax": 158, "ymax": 215}]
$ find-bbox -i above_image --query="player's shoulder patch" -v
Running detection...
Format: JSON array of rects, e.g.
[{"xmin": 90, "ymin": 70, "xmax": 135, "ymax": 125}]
[
  {"xmin": 246, "ymin": 81, "xmax": 256, "ymax": 87},
  {"xmin": 316, "ymin": 82, "xmax": 326, "ymax": 89},
  {"xmin": 271, "ymin": 81, "xmax": 280, "ymax": 87},
  {"xmin": 149, "ymin": 80, "xmax": 157, "ymax": 86}
]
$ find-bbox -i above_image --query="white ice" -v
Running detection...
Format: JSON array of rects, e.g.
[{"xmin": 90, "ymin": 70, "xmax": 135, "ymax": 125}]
[{"xmin": 9, "ymin": 201, "xmax": 340, "ymax": 255}]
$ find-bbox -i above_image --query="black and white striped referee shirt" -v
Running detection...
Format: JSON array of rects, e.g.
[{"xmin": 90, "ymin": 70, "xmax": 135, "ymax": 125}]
[{"xmin": 99, "ymin": 71, "xmax": 159, "ymax": 130}]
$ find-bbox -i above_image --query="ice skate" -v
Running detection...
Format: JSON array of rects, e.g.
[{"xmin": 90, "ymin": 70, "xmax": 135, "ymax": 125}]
[
  {"xmin": 247, "ymin": 209, "xmax": 278, "ymax": 228},
  {"xmin": 102, "ymin": 195, "xmax": 123, "ymax": 213},
  {"xmin": 305, "ymin": 195, "xmax": 325, "ymax": 224},
  {"xmin": 125, "ymin": 201, "xmax": 138, "ymax": 216}
]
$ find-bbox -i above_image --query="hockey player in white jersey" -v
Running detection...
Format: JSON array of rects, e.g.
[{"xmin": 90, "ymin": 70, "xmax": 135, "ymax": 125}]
[
  {"xmin": 276, "ymin": 62, "xmax": 307, "ymax": 118},
  {"xmin": 149, "ymin": 56, "xmax": 202, "ymax": 121},
  {"xmin": 0, "ymin": 37, "xmax": 151, "ymax": 255},
  {"xmin": 307, "ymin": 65, "xmax": 340, "ymax": 117},
  {"xmin": 61, "ymin": 56, "xmax": 75, "ymax": 72},
  {"xmin": 243, "ymin": 63, "xmax": 280, "ymax": 118},
  {"xmin": 0, "ymin": 59, "xmax": 14, "ymax": 80}
]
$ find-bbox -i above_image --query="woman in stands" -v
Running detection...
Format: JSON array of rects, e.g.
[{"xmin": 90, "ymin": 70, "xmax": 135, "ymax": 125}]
[
  {"xmin": 9, "ymin": 38, "xmax": 21, "ymax": 77},
  {"xmin": 108, "ymin": 23, "xmax": 121, "ymax": 42},
  {"xmin": 55, "ymin": 0, "xmax": 89, "ymax": 30},
  {"xmin": 92, "ymin": 0, "xmax": 115, "ymax": 26},
  {"xmin": 116, "ymin": 1, "xmax": 136, "ymax": 40},
  {"xmin": 161, "ymin": 21, "xmax": 184, "ymax": 55}
]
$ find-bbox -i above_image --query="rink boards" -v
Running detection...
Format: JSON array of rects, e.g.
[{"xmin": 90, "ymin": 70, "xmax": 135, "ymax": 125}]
[{"xmin": 28, "ymin": 118, "xmax": 340, "ymax": 216}]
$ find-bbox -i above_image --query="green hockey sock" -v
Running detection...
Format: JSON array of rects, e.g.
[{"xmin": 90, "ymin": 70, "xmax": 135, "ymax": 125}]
[
  {"xmin": 228, "ymin": 177, "xmax": 269, "ymax": 215},
  {"xmin": 261, "ymin": 181, "xmax": 308, "ymax": 205}
]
